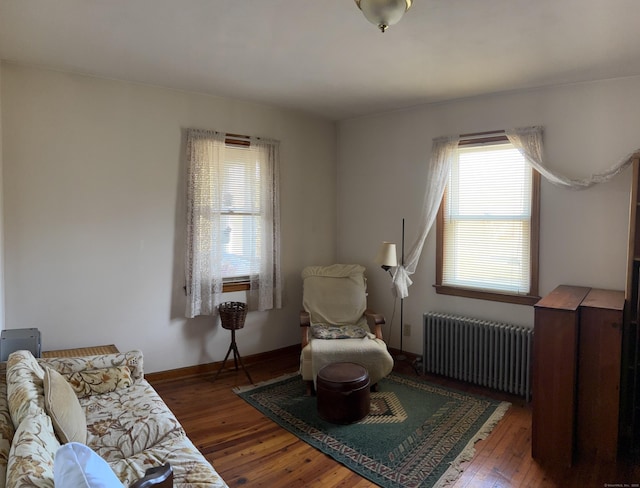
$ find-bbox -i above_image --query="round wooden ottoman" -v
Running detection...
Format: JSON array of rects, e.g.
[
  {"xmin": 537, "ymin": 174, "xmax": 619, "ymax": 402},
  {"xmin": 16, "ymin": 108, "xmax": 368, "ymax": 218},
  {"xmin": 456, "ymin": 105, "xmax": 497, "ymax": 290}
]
[{"xmin": 317, "ymin": 362, "xmax": 370, "ymax": 424}]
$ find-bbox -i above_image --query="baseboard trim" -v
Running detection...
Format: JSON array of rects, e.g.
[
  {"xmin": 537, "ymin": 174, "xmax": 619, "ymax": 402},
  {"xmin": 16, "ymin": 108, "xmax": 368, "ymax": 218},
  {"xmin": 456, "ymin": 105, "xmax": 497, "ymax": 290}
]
[{"xmin": 146, "ymin": 344, "xmax": 300, "ymax": 383}]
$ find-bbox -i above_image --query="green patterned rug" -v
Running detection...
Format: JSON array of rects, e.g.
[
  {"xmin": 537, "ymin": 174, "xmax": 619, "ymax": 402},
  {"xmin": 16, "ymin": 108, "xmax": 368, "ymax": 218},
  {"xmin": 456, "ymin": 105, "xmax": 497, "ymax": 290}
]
[{"xmin": 234, "ymin": 372, "xmax": 510, "ymax": 488}]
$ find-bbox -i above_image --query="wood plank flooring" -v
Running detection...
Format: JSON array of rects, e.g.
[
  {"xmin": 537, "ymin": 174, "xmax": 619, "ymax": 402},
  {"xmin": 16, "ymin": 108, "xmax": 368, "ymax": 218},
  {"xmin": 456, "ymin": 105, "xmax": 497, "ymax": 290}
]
[{"xmin": 149, "ymin": 347, "xmax": 640, "ymax": 487}]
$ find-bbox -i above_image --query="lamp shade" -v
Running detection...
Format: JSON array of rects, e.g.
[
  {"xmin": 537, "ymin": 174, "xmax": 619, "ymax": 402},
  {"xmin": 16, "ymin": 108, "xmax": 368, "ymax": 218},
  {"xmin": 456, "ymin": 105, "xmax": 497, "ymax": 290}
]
[
  {"xmin": 375, "ymin": 242, "xmax": 398, "ymax": 267},
  {"xmin": 355, "ymin": 0, "xmax": 413, "ymax": 32}
]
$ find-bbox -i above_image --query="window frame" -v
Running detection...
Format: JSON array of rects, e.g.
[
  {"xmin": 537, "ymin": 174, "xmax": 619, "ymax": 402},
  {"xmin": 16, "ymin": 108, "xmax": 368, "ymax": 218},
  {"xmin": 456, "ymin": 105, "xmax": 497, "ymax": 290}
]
[{"xmin": 434, "ymin": 135, "xmax": 541, "ymax": 306}]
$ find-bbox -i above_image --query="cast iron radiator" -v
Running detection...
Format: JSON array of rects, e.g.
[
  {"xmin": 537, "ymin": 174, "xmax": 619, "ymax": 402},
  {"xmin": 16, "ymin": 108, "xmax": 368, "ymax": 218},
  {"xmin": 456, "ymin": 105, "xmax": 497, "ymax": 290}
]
[{"xmin": 423, "ymin": 312, "xmax": 533, "ymax": 400}]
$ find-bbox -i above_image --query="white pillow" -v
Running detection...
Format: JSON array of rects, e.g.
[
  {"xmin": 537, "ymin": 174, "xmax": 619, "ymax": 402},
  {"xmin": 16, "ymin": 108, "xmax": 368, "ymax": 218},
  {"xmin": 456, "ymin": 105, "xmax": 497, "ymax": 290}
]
[{"xmin": 54, "ymin": 442, "xmax": 124, "ymax": 488}]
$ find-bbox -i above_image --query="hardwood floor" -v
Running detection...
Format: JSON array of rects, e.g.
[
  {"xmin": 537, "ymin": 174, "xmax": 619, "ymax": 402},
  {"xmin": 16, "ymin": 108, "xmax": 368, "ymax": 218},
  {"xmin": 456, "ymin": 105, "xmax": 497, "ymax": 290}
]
[{"xmin": 149, "ymin": 347, "xmax": 640, "ymax": 487}]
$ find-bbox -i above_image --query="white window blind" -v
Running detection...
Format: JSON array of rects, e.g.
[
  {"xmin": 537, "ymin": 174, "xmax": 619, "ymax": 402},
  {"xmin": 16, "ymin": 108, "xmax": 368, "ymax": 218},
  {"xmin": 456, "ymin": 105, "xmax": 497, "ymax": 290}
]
[
  {"xmin": 218, "ymin": 145, "xmax": 262, "ymax": 281},
  {"xmin": 442, "ymin": 142, "xmax": 532, "ymax": 294}
]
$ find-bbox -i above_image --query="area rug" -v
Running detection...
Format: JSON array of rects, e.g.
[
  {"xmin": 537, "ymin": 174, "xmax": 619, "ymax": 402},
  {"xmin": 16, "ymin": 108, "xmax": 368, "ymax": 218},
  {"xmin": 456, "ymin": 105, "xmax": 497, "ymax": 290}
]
[{"xmin": 234, "ymin": 372, "xmax": 510, "ymax": 488}]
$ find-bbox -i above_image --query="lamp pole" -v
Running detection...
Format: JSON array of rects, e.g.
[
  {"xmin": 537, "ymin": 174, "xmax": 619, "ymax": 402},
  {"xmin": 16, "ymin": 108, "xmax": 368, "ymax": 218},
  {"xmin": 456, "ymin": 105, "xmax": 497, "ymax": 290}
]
[{"xmin": 398, "ymin": 218, "xmax": 406, "ymax": 361}]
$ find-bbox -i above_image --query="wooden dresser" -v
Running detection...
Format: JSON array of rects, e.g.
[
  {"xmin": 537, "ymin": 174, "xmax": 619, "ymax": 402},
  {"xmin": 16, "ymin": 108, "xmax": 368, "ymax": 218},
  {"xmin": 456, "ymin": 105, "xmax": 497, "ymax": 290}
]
[{"xmin": 532, "ymin": 285, "xmax": 624, "ymax": 466}]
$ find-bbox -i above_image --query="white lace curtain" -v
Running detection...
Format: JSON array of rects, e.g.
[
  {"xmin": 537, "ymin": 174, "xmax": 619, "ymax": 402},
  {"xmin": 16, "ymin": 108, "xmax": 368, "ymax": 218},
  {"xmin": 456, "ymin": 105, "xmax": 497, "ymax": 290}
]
[
  {"xmin": 392, "ymin": 126, "xmax": 639, "ymax": 299},
  {"xmin": 185, "ymin": 128, "xmax": 282, "ymax": 318}
]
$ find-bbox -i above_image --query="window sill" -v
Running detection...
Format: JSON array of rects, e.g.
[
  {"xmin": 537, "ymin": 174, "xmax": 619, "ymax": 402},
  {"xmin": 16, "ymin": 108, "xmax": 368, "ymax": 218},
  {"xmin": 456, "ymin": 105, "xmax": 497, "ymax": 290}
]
[
  {"xmin": 223, "ymin": 282, "xmax": 250, "ymax": 293},
  {"xmin": 434, "ymin": 284, "xmax": 540, "ymax": 306},
  {"xmin": 183, "ymin": 281, "xmax": 251, "ymax": 296}
]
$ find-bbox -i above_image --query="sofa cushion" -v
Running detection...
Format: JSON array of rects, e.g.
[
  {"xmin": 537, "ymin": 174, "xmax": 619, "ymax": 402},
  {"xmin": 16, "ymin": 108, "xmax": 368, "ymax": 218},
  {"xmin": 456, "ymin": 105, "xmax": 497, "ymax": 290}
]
[
  {"xmin": 83, "ymin": 380, "xmax": 184, "ymax": 461},
  {"xmin": 43, "ymin": 368, "xmax": 87, "ymax": 444},
  {"xmin": 311, "ymin": 324, "xmax": 369, "ymax": 339},
  {"xmin": 6, "ymin": 412, "xmax": 60, "ymax": 488},
  {"xmin": 54, "ymin": 442, "xmax": 124, "ymax": 488},
  {"xmin": 108, "ymin": 434, "xmax": 227, "ymax": 488},
  {"xmin": 64, "ymin": 366, "xmax": 133, "ymax": 399}
]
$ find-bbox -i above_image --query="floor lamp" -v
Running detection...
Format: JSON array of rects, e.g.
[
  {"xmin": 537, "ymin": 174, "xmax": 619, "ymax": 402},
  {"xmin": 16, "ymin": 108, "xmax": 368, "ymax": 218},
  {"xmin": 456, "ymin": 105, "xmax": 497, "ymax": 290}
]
[{"xmin": 375, "ymin": 218, "xmax": 406, "ymax": 361}]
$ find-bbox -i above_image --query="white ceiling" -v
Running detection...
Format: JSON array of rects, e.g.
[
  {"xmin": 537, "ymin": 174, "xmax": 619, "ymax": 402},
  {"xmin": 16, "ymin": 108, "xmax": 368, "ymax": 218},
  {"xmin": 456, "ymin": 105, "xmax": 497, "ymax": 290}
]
[{"xmin": 2, "ymin": 0, "xmax": 640, "ymax": 121}]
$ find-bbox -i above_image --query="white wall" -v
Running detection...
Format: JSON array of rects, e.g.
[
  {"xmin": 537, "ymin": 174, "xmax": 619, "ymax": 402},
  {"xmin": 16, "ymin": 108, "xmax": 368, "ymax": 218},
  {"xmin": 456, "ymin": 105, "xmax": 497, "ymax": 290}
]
[
  {"xmin": 1, "ymin": 62, "xmax": 336, "ymax": 372},
  {"xmin": 338, "ymin": 77, "xmax": 639, "ymax": 355},
  {"xmin": 0, "ymin": 61, "xmax": 4, "ymax": 330}
]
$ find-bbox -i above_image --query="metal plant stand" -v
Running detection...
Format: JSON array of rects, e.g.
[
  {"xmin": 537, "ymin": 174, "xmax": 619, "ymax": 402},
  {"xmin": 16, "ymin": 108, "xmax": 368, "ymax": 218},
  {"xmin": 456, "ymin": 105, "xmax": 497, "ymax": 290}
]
[{"xmin": 213, "ymin": 302, "xmax": 253, "ymax": 384}]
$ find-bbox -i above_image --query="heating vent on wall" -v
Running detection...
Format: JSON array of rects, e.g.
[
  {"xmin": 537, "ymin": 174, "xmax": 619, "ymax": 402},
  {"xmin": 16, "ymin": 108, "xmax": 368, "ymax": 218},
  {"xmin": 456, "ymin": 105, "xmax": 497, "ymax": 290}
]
[{"xmin": 423, "ymin": 312, "xmax": 533, "ymax": 400}]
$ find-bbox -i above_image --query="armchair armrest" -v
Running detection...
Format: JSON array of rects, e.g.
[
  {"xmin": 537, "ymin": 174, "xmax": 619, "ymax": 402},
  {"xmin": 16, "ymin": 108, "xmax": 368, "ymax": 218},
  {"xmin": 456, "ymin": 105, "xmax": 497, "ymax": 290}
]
[
  {"xmin": 300, "ymin": 311, "xmax": 311, "ymax": 348},
  {"xmin": 130, "ymin": 464, "xmax": 173, "ymax": 488},
  {"xmin": 365, "ymin": 310, "xmax": 385, "ymax": 340}
]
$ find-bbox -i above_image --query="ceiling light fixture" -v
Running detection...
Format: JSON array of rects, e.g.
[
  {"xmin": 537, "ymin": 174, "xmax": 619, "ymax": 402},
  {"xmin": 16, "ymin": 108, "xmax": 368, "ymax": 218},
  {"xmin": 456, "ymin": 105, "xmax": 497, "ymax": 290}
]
[{"xmin": 354, "ymin": 0, "xmax": 413, "ymax": 33}]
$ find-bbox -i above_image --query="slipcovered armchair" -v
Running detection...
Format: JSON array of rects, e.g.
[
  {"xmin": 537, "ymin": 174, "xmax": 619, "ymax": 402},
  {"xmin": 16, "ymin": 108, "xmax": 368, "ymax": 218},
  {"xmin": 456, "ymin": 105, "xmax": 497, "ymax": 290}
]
[{"xmin": 299, "ymin": 264, "xmax": 394, "ymax": 395}]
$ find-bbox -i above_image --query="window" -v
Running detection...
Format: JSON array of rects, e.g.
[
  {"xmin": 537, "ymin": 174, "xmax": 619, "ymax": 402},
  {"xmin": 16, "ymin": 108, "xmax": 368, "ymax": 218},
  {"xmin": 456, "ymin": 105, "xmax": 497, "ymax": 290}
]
[
  {"xmin": 185, "ymin": 129, "xmax": 281, "ymax": 317},
  {"xmin": 435, "ymin": 137, "xmax": 540, "ymax": 305},
  {"xmin": 218, "ymin": 142, "xmax": 263, "ymax": 289}
]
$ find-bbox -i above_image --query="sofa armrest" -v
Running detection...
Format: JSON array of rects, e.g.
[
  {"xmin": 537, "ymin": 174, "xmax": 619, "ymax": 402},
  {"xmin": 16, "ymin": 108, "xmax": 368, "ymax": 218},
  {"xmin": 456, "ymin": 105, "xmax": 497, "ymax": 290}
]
[
  {"xmin": 300, "ymin": 311, "xmax": 311, "ymax": 348},
  {"xmin": 365, "ymin": 310, "xmax": 385, "ymax": 340},
  {"xmin": 129, "ymin": 464, "xmax": 173, "ymax": 488}
]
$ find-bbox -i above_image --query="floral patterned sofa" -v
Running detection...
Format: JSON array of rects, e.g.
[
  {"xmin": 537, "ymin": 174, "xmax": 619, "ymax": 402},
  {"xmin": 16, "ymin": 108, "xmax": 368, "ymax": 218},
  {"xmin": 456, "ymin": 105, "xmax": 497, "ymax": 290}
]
[{"xmin": 0, "ymin": 349, "xmax": 228, "ymax": 488}]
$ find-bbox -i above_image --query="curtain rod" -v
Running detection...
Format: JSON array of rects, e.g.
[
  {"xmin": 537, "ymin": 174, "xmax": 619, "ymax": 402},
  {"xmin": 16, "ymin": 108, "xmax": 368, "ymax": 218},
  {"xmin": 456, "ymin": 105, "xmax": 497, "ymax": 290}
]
[
  {"xmin": 458, "ymin": 130, "xmax": 508, "ymax": 146},
  {"xmin": 459, "ymin": 129, "xmax": 505, "ymax": 138},
  {"xmin": 225, "ymin": 133, "xmax": 253, "ymax": 147},
  {"xmin": 226, "ymin": 133, "xmax": 264, "ymax": 141},
  {"xmin": 226, "ymin": 133, "xmax": 250, "ymax": 140}
]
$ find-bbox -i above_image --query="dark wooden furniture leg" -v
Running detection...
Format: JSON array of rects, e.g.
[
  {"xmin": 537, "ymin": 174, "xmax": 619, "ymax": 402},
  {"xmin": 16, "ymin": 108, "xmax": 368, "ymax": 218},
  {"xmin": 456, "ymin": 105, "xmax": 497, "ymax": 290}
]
[
  {"xmin": 213, "ymin": 328, "xmax": 253, "ymax": 384},
  {"xmin": 305, "ymin": 380, "xmax": 315, "ymax": 396}
]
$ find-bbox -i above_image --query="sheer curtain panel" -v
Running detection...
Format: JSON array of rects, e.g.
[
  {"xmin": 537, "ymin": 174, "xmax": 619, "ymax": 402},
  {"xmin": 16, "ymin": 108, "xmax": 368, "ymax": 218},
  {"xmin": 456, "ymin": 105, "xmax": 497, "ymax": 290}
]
[
  {"xmin": 392, "ymin": 136, "xmax": 458, "ymax": 299},
  {"xmin": 505, "ymin": 126, "xmax": 637, "ymax": 190},
  {"xmin": 185, "ymin": 129, "xmax": 281, "ymax": 318}
]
